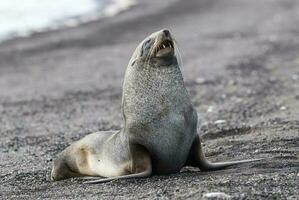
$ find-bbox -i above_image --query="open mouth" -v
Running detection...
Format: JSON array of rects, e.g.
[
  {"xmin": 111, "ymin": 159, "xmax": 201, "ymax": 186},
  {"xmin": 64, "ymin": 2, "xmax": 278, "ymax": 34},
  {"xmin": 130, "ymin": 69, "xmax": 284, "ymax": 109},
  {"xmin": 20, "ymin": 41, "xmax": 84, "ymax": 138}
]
[{"xmin": 156, "ymin": 39, "xmax": 174, "ymax": 57}]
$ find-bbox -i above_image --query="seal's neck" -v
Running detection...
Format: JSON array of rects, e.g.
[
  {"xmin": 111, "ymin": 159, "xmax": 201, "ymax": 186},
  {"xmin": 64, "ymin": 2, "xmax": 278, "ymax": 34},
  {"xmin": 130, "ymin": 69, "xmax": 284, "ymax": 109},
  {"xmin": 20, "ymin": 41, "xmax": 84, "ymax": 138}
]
[{"xmin": 121, "ymin": 61, "xmax": 191, "ymax": 124}]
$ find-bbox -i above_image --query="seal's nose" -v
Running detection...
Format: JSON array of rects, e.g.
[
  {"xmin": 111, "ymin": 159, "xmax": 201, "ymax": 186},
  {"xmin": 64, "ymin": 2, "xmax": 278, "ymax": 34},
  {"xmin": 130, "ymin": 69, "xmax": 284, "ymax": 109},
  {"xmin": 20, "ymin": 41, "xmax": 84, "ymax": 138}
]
[{"xmin": 163, "ymin": 29, "xmax": 170, "ymax": 37}]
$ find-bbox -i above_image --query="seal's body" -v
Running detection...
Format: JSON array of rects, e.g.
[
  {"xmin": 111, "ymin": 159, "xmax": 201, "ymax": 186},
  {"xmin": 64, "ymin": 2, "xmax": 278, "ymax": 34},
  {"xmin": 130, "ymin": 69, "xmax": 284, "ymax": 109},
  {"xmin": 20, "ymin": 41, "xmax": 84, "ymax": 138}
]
[
  {"xmin": 123, "ymin": 53, "xmax": 197, "ymax": 174},
  {"xmin": 51, "ymin": 30, "xmax": 261, "ymax": 183}
]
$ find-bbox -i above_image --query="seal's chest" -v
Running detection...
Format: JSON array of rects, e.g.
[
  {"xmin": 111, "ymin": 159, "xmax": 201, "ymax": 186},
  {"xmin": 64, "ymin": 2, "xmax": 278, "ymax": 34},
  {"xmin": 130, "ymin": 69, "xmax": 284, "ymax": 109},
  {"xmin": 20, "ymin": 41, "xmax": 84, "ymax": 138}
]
[
  {"xmin": 127, "ymin": 109, "xmax": 196, "ymax": 171},
  {"xmin": 148, "ymin": 118, "xmax": 195, "ymax": 174}
]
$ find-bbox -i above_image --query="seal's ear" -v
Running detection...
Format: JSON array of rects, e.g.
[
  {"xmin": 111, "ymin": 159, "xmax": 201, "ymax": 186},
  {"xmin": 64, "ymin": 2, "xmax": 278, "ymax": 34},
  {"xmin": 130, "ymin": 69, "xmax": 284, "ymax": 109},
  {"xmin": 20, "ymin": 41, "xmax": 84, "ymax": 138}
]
[
  {"xmin": 131, "ymin": 59, "xmax": 137, "ymax": 66},
  {"xmin": 128, "ymin": 41, "xmax": 144, "ymax": 65}
]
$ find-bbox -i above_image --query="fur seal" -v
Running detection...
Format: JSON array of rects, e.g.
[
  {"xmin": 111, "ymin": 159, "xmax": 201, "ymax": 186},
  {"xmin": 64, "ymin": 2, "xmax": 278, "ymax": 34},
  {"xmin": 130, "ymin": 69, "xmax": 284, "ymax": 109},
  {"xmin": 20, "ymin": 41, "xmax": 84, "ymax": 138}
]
[{"xmin": 50, "ymin": 29, "xmax": 261, "ymax": 183}]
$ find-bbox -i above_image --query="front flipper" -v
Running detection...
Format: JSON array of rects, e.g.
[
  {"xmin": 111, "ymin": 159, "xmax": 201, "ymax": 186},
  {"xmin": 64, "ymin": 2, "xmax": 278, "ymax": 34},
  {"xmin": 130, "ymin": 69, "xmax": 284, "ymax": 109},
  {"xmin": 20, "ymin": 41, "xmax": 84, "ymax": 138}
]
[
  {"xmin": 85, "ymin": 143, "xmax": 152, "ymax": 184},
  {"xmin": 185, "ymin": 135, "xmax": 262, "ymax": 171}
]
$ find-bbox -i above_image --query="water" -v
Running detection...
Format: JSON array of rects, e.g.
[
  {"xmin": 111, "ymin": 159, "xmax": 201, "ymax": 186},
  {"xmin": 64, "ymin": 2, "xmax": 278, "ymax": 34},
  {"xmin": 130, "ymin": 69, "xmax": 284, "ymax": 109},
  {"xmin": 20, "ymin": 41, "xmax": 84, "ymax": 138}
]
[{"xmin": 0, "ymin": 0, "xmax": 134, "ymax": 41}]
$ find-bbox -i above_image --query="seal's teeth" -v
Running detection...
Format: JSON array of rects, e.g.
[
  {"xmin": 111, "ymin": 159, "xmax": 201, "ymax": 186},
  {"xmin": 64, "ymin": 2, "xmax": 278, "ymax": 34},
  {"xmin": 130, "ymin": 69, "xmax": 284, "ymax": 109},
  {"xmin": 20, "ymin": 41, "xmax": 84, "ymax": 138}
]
[{"xmin": 163, "ymin": 44, "xmax": 166, "ymax": 48}]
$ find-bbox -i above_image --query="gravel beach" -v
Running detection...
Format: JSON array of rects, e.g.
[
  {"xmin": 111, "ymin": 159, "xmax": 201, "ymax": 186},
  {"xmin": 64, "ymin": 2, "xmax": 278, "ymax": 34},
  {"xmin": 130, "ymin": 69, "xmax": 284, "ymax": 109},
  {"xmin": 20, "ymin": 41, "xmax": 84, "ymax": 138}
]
[{"xmin": 0, "ymin": 0, "xmax": 298, "ymax": 199}]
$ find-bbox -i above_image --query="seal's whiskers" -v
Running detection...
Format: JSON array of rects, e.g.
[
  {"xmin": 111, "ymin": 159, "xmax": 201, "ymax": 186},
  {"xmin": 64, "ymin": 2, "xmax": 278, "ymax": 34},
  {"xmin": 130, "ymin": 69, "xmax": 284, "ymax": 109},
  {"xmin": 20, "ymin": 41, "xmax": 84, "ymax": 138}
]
[{"xmin": 174, "ymin": 40, "xmax": 183, "ymax": 67}]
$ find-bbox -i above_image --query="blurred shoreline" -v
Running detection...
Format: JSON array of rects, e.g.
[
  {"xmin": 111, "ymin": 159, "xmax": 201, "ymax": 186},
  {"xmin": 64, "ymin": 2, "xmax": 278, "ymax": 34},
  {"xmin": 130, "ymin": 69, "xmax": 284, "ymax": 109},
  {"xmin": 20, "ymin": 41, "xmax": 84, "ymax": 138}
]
[
  {"xmin": 0, "ymin": 0, "xmax": 136, "ymax": 43},
  {"xmin": 0, "ymin": 0, "xmax": 178, "ymax": 100}
]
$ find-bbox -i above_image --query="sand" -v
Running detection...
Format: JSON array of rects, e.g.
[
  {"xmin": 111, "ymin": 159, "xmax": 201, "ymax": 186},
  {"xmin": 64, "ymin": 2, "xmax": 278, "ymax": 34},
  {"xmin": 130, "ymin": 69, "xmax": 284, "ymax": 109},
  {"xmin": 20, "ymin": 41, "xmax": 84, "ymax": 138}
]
[{"xmin": 0, "ymin": 0, "xmax": 298, "ymax": 199}]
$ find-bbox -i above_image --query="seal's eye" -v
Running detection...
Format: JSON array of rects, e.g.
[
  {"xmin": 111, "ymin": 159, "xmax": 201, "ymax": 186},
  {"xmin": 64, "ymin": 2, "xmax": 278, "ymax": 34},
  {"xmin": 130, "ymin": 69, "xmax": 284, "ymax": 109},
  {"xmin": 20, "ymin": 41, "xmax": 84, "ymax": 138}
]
[{"xmin": 141, "ymin": 39, "xmax": 152, "ymax": 56}]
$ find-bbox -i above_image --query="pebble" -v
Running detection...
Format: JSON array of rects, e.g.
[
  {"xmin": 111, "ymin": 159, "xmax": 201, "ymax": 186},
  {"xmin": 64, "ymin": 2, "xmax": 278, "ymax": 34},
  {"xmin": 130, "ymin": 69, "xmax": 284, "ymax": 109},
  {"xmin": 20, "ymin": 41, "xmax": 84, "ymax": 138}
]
[
  {"xmin": 291, "ymin": 74, "xmax": 298, "ymax": 80},
  {"xmin": 202, "ymin": 192, "xmax": 231, "ymax": 199},
  {"xmin": 214, "ymin": 120, "xmax": 226, "ymax": 124},
  {"xmin": 207, "ymin": 106, "xmax": 214, "ymax": 113},
  {"xmin": 195, "ymin": 77, "xmax": 207, "ymax": 84},
  {"xmin": 280, "ymin": 106, "xmax": 287, "ymax": 110}
]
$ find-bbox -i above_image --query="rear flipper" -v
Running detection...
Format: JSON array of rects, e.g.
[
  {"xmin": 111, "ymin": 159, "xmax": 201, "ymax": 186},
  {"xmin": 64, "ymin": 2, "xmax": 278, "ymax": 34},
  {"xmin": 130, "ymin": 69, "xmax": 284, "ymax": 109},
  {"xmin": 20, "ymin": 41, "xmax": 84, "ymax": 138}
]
[
  {"xmin": 185, "ymin": 135, "xmax": 263, "ymax": 171},
  {"xmin": 83, "ymin": 167, "xmax": 152, "ymax": 184}
]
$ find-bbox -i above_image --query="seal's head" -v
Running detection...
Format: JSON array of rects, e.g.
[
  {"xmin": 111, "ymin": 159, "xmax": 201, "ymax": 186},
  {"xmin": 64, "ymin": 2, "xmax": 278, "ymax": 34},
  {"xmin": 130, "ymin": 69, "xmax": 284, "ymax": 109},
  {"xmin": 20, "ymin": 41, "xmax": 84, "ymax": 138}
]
[
  {"xmin": 122, "ymin": 29, "xmax": 186, "ymax": 126},
  {"xmin": 129, "ymin": 29, "xmax": 178, "ymax": 67}
]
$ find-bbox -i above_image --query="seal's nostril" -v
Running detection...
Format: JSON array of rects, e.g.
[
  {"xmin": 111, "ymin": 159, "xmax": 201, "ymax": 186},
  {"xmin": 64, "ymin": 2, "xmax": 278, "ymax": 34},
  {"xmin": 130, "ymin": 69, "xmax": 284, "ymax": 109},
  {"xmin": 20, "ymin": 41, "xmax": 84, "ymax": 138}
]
[{"xmin": 163, "ymin": 29, "xmax": 170, "ymax": 37}]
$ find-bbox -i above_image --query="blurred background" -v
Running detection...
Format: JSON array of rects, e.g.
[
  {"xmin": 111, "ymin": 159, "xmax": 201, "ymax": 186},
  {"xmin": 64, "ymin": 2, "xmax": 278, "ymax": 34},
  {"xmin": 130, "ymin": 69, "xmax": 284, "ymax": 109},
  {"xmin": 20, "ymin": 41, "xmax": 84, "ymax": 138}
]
[
  {"xmin": 0, "ymin": 0, "xmax": 134, "ymax": 40},
  {"xmin": 0, "ymin": 0, "xmax": 298, "ymax": 199}
]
